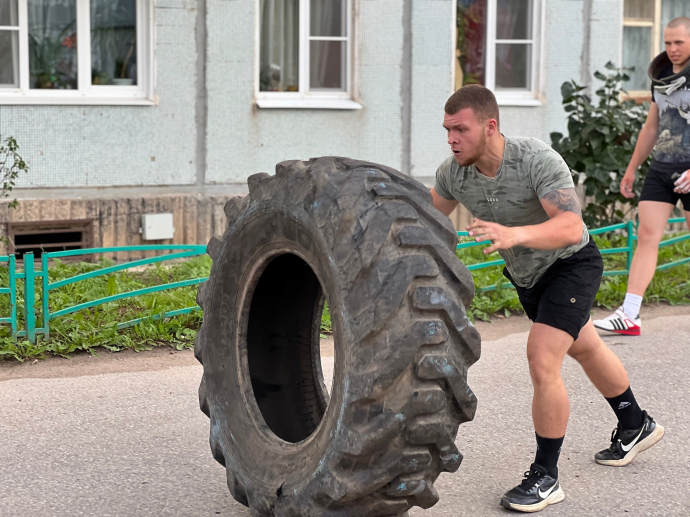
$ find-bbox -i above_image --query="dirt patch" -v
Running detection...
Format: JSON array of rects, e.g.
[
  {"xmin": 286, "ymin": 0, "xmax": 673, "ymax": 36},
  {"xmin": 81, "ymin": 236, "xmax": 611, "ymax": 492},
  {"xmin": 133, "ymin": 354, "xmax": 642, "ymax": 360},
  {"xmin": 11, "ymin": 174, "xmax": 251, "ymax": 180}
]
[
  {"xmin": 2, "ymin": 304, "xmax": 688, "ymax": 382},
  {"xmin": 0, "ymin": 346, "xmax": 198, "ymax": 382}
]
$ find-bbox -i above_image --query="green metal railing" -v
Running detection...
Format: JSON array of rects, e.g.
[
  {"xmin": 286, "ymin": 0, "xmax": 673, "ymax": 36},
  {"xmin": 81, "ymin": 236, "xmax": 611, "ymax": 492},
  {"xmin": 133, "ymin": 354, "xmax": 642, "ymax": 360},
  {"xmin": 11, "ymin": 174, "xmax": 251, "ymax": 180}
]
[
  {"xmin": 0, "ymin": 254, "xmax": 17, "ymax": 336},
  {"xmin": 0, "ymin": 218, "xmax": 688, "ymax": 343},
  {"xmin": 2, "ymin": 245, "xmax": 207, "ymax": 344},
  {"xmin": 457, "ymin": 217, "xmax": 690, "ymax": 293}
]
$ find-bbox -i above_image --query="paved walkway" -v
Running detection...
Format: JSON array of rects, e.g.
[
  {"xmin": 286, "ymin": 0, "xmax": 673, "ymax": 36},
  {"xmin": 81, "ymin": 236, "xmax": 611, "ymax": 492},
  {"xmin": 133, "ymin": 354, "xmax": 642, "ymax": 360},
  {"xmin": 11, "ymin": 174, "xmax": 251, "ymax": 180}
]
[{"xmin": 1, "ymin": 314, "xmax": 688, "ymax": 516}]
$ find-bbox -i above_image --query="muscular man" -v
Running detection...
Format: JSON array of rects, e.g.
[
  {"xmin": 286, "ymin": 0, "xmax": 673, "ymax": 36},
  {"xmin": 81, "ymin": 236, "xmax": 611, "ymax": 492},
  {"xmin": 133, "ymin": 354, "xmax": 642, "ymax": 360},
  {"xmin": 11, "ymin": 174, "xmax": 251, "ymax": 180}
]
[
  {"xmin": 432, "ymin": 85, "xmax": 664, "ymax": 513},
  {"xmin": 594, "ymin": 17, "xmax": 690, "ymax": 336}
]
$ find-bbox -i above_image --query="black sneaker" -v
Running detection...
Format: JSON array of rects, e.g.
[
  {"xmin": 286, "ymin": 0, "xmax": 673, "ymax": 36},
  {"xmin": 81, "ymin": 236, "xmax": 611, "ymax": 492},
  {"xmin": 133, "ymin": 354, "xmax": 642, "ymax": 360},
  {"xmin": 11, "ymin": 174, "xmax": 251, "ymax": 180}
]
[
  {"xmin": 595, "ymin": 410, "xmax": 665, "ymax": 467},
  {"xmin": 499, "ymin": 463, "xmax": 565, "ymax": 513}
]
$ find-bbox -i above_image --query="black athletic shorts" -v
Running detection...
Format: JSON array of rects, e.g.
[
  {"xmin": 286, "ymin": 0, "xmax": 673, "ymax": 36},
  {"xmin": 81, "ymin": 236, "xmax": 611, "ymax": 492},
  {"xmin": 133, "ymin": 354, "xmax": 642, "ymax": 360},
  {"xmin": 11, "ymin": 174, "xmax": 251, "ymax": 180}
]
[
  {"xmin": 502, "ymin": 239, "xmax": 603, "ymax": 340},
  {"xmin": 640, "ymin": 167, "xmax": 690, "ymax": 211}
]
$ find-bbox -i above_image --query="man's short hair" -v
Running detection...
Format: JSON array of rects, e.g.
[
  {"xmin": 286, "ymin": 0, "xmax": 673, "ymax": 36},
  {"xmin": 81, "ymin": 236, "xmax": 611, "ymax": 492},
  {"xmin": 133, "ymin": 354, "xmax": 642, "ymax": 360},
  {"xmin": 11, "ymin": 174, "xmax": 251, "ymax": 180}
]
[
  {"xmin": 444, "ymin": 84, "xmax": 500, "ymax": 128},
  {"xmin": 667, "ymin": 17, "xmax": 690, "ymax": 35}
]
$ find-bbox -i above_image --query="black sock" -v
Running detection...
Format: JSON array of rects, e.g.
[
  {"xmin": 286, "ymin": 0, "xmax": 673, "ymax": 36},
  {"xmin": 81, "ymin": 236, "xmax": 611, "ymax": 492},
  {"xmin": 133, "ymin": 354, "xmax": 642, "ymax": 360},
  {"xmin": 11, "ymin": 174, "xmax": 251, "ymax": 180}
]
[
  {"xmin": 606, "ymin": 386, "xmax": 644, "ymax": 430},
  {"xmin": 534, "ymin": 434, "xmax": 563, "ymax": 479}
]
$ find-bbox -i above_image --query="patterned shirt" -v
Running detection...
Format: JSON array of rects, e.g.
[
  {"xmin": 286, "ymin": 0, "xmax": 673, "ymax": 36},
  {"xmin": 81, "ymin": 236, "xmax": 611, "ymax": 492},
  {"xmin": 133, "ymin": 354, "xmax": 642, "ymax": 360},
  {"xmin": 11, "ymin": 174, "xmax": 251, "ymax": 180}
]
[
  {"xmin": 435, "ymin": 136, "xmax": 589, "ymax": 288},
  {"xmin": 650, "ymin": 64, "xmax": 690, "ymax": 174}
]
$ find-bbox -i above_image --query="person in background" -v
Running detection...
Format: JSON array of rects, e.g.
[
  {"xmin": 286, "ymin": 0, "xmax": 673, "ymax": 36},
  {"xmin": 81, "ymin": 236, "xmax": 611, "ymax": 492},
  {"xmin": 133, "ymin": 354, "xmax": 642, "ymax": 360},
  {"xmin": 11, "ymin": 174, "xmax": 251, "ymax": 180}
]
[{"xmin": 594, "ymin": 17, "xmax": 690, "ymax": 336}]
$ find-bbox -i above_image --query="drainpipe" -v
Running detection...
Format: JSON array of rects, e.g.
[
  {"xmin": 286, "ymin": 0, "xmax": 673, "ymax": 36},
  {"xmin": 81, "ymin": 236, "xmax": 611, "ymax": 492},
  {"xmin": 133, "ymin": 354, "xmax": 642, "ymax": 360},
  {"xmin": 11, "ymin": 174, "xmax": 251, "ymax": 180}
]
[
  {"xmin": 580, "ymin": 0, "xmax": 592, "ymax": 93},
  {"xmin": 195, "ymin": 0, "xmax": 208, "ymax": 186},
  {"xmin": 401, "ymin": 0, "xmax": 413, "ymax": 176}
]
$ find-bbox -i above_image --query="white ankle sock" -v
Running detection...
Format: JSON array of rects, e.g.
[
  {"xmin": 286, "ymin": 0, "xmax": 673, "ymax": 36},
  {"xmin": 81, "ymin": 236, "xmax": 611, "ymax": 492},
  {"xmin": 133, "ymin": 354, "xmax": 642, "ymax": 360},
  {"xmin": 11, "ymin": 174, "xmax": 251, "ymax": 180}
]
[{"xmin": 623, "ymin": 293, "xmax": 643, "ymax": 319}]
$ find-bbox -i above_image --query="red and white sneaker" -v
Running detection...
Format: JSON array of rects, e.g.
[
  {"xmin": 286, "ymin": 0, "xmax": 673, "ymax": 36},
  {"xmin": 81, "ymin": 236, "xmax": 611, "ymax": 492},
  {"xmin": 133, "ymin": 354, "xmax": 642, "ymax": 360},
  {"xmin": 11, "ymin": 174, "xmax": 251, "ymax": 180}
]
[{"xmin": 593, "ymin": 308, "xmax": 641, "ymax": 336}]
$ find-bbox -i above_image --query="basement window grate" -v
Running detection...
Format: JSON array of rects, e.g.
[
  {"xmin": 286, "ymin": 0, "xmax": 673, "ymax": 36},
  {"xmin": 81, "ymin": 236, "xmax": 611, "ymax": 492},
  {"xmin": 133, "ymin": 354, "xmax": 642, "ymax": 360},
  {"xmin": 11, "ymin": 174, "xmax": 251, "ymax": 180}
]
[{"xmin": 7, "ymin": 220, "xmax": 94, "ymax": 260}]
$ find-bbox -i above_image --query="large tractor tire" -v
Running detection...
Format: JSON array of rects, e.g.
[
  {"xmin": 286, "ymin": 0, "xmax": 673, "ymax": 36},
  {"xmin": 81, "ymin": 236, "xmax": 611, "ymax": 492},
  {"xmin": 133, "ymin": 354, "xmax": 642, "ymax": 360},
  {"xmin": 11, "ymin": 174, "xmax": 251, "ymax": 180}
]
[{"xmin": 195, "ymin": 157, "xmax": 481, "ymax": 516}]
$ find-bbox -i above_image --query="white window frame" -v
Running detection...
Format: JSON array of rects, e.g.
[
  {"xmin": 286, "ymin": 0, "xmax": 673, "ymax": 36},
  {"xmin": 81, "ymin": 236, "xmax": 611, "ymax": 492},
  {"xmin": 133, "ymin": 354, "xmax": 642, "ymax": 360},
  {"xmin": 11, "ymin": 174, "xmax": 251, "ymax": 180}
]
[
  {"xmin": 486, "ymin": 0, "xmax": 544, "ymax": 106},
  {"xmin": 254, "ymin": 0, "xmax": 361, "ymax": 110},
  {"xmin": 0, "ymin": 0, "xmax": 154, "ymax": 105},
  {"xmin": 622, "ymin": 0, "xmax": 663, "ymax": 99}
]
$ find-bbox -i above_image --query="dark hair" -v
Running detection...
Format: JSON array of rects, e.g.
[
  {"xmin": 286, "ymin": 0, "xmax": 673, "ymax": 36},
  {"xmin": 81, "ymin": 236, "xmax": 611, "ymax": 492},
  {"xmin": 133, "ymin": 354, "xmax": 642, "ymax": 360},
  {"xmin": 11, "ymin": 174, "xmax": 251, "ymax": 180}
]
[{"xmin": 444, "ymin": 84, "xmax": 500, "ymax": 128}]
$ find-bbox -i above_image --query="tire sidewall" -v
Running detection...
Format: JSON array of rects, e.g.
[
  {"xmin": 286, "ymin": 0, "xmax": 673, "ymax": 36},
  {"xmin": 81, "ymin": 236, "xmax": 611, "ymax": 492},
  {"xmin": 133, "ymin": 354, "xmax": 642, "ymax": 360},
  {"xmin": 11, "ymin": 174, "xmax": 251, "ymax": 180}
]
[{"xmin": 203, "ymin": 201, "xmax": 347, "ymax": 502}]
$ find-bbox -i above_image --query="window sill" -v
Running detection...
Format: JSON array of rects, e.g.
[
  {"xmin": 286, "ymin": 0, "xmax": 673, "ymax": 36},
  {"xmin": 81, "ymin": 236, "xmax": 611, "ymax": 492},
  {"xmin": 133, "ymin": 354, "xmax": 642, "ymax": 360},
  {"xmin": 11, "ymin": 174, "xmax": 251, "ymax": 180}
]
[
  {"xmin": 256, "ymin": 98, "xmax": 363, "ymax": 110},
  {"xmin": 0, "ymin": 95, "xmax": 156, "ymax": 106},
  {"xmin": 495, "ymin": 96, "xmax": 544, "ymax": 107}
]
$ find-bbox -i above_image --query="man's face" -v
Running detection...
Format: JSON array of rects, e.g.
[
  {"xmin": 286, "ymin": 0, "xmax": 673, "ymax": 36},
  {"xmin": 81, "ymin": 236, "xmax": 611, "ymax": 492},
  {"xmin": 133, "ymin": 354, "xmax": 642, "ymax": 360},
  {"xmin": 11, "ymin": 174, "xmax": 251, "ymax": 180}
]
[
  {"xmin": 443, "ymin": 108, "xmax": 489, "ymax": 166},
  {"xmin": 664, "ymin": 26, "xmax": 690, "ymax": 68}
]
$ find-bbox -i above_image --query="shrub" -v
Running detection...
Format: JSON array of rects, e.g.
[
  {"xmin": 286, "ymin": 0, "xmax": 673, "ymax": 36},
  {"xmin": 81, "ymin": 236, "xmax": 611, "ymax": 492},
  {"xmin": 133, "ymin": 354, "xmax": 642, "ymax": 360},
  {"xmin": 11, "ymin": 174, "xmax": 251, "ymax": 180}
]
[
  {"xmin": 1, "ymin": 135, "xmax": 28, "ymax": 209},
  {"xmin": 550, "ymin": 63, "xmax": 650, "ymax": 228}
]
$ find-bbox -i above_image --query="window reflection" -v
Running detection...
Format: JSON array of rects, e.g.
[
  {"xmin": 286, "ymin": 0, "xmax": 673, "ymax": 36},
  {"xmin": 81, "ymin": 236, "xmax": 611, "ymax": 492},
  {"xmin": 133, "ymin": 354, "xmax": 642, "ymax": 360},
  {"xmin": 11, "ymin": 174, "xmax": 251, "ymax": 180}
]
[
  {"xmin": 28, "ymin": 0, "xmax": 78, "ymax": 89},
  {"xmin": 259, "ymin": 0, "xmax": 299, "ymax": 92},
  {"xmin": 91, "ymin": 0, "xmax": 137, "ymax": 85}
]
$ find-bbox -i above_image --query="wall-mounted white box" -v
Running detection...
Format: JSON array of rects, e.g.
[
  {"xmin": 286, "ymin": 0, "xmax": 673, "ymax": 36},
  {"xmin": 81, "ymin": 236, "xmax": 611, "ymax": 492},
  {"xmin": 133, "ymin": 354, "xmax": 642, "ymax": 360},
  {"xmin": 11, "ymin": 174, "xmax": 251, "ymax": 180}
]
[{"xmin": 140, "ymin": 213, "xmax": 175, "ymax": 240}]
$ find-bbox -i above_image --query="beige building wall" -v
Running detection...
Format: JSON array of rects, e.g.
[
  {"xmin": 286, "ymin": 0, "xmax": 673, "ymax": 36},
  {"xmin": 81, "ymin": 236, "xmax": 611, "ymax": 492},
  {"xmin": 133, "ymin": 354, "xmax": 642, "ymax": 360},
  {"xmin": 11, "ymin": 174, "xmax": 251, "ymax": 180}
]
[{"xmin": 0, "ymin": 191, "xmax": 243, "ymax": 261}]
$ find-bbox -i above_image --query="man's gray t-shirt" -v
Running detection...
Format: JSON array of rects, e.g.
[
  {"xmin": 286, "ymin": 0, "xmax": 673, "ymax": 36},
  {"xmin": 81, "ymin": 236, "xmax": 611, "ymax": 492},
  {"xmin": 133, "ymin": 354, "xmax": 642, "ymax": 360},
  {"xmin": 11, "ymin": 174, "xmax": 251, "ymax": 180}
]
[{"xmin": 435, "ymin": 136, "xmax": 589, "ymax": 289}]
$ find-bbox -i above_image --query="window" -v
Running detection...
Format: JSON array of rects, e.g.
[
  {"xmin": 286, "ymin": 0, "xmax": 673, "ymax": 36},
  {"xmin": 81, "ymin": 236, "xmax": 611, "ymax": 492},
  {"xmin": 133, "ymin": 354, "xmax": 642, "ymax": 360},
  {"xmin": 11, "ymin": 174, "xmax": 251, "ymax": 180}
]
[
  {"xmin": 255, "ymin": 0, "xmax": 360, "ymax": 109},
  {"xmin": 0, "ymin": 0, "xmax": 152, "ymax": 104},
  {"xmin": 455, "ymin": 0, "xmax": 542, "ymax": 106},
  {"xmin": 622, "ymin": 0, "xmax": 690, "ymax": 96}
]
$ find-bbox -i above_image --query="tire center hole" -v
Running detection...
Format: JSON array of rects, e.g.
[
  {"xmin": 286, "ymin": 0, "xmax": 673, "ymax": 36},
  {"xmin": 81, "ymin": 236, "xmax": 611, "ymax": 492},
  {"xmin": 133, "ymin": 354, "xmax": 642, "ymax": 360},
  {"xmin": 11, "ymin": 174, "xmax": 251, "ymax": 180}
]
[{"xmin": 246, "ymin": 253, "xmax": 333, "ymax": 444}]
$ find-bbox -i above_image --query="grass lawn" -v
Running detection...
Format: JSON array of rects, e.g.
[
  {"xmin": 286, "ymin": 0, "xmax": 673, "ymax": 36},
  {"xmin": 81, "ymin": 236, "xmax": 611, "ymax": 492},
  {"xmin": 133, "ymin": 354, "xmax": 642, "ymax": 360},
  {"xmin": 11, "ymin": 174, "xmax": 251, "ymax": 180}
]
[
  {"xmin": 461, "ymin": 232, "xmax": 690, "ymax": 321},
  {"xmin": 1, "ymin": 231, "xmax": 688, "ymax": 361}
]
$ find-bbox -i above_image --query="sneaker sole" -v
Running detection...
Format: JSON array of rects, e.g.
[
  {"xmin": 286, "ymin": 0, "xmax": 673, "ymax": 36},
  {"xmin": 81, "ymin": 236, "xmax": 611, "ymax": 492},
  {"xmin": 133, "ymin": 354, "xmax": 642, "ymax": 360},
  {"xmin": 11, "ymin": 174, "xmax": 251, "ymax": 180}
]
[
  {"xmin": 499, "ymin": 487, "xmax": 565, "ymax": 513},
  {"xmin": 595, "ymin": 423, "xmax": 665, "ymax": 467},
  {"xmin": 593, "ymin": 324, "xmax": 640, "ymax": 336}
]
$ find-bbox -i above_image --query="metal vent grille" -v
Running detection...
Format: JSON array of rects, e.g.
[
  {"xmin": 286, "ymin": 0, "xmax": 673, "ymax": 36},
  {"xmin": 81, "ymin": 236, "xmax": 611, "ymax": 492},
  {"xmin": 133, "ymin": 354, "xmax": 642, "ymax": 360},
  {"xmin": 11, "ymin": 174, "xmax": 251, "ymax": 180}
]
[{"xmin": 7, "ymin": 220, "xmax": 94, "ymax": 259}]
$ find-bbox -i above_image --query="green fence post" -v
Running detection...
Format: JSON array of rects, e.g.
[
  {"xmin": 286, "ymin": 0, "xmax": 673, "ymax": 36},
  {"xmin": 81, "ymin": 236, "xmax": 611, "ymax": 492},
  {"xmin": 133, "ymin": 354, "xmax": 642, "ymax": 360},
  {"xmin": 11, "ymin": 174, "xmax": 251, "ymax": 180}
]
[
  {"xmin": 42, "ymin": 253, "xmax": 49, "ymax": 338},
  {"xmin": 24, "ymin": 252, "xmax": 36, "ymax": 344},
  {"xmin": 9, "ymin": 254, "xmax": 17, "ymax": 336},
  {"xmin": 626, "ymin": 220, "xmax": 634, "ymax": 272}
]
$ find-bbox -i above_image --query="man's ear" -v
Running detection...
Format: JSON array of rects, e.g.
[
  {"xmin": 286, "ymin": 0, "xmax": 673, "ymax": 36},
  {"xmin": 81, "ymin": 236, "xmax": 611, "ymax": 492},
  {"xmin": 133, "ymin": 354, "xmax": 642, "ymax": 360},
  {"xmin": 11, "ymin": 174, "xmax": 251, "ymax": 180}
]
[{"xmin": 486, "ymin": 118, "xmax": 498, "ymax": 137}]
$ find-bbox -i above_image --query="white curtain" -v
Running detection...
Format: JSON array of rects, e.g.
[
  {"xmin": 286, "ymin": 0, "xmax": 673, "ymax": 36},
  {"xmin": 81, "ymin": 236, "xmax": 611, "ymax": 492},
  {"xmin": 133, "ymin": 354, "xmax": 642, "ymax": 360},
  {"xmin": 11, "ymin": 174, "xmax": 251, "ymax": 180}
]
[
  {"xmin": 27, "ymin": 0, "xmax": 78, "ymax": 88},
  {"xmin": 260, "ymin": 0, "xmax": 299, "ymax": 92},
  {"xmin": 0, "ymin": 0, "xmax": 20, "ymax": 87},
  {"xmin": 309, "ymin": 0, "xmax": 339, "ymax": 37},
  {"xmin": 309, "ymin": 0, "xmax": 344, "ymax": 90},
  {"xmin": 0, "ymin": 31, "xmax": 20, "ymax": 87},
  {"xmin": 623, "ymin": 26, "xmax": 652, "ymax": 90},
  {"xmin": 90, "ymin": 0, "xmax": 138, "ymax": 84},
  {"xmin": 495, "ymin": 0, "xmax": 531, "ymax": 89}
]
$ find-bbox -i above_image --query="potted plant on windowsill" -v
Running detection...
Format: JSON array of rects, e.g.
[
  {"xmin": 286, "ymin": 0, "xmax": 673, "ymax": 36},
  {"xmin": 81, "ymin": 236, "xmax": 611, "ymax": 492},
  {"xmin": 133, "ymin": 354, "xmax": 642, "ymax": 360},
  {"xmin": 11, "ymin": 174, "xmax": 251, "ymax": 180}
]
[
  {"xmin": 90, "ymin": 0, "xmax": 136, "ymax": 86},
  {"xmin": 112, "ymin": 38, "xmax": 135, "ymax": 86},
  {"xmin": 28, "ymin": 21, "xmax": 77, "ymax": 89}
]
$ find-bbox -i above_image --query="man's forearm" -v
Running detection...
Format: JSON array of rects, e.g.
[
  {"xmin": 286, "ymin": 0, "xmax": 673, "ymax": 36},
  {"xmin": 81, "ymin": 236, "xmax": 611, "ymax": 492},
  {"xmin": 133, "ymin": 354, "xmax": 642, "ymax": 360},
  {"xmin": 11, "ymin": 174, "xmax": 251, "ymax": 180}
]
[
  {"xmin": 626, "ymin": 123, "xmax": 657, "ymax": 175},
  {"xmin": 513, "ymin": 213, "xmax": 583, "ymax": 250}
]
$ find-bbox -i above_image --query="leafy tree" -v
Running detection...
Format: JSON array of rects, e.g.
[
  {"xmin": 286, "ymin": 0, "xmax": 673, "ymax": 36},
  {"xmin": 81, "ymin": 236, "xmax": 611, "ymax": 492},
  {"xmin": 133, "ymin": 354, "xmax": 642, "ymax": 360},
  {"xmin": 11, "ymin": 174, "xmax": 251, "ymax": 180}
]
[{"xmin": 551, "ymin": 63, "xmax": 650, "ymax": 227}]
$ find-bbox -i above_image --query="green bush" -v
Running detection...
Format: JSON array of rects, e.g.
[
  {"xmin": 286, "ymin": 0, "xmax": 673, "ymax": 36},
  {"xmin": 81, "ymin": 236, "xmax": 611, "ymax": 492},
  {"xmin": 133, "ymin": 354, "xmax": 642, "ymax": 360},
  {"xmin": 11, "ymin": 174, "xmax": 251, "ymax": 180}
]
[
  {"xmin": 1, "ymin": 135, "xmax": 28, "ymax": 210},
  {"xmin": 550, "ymin": 63, "xmax": 650, "ymax": 228}
]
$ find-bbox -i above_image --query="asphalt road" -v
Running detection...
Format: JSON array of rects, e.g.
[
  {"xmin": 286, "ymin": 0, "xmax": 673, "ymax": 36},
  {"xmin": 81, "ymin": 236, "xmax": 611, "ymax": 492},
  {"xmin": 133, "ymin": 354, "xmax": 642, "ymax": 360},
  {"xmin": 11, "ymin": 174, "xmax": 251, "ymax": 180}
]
[{"xmin": 1, "ymin": 314, "xmax": 688, "ymax": 517}]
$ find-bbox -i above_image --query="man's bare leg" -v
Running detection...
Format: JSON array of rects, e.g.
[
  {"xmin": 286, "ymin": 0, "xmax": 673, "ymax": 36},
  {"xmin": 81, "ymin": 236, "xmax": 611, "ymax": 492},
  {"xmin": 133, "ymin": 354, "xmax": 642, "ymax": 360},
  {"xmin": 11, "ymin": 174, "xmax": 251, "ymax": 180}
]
[
  {"xmin": 569, "ymin": 318, "xmax": 664, "ymax": 465},
  {"xmin": 526, "ymin": 323, "xmax": 573, "ymax": 438},
  {"xmin": 594, "ymin": 201, "xmax": 675, "ymax": 333},
  {"xmin": 626, "ymin": 201, "xmax": 675, "ymax": 296},
  {"xmin": 567, "ymin": 319, "xmax": 629, "ymax": 397},
  {"xmin": 498, "ymin": 323, "xmax": 571, "ymax": 512}
]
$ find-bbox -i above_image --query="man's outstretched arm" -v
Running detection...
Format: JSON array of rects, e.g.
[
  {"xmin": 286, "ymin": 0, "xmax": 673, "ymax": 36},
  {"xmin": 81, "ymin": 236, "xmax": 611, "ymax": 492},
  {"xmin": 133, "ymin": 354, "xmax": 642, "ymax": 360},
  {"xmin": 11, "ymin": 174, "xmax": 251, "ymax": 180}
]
[{"xmin": 467, "ymin": 188, "xmax": 584, "ymax": 253}]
